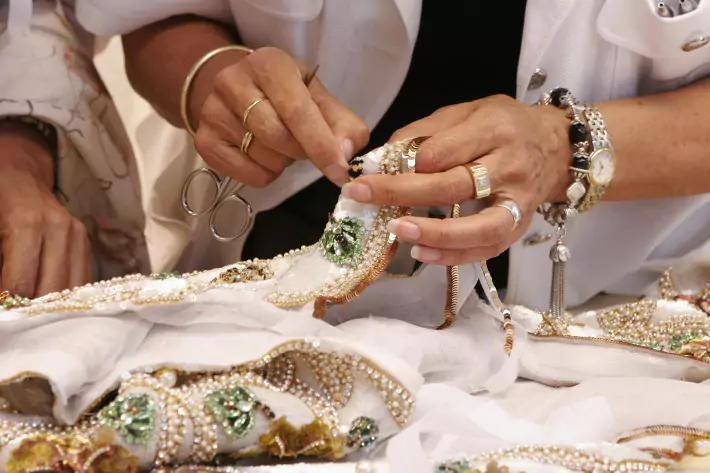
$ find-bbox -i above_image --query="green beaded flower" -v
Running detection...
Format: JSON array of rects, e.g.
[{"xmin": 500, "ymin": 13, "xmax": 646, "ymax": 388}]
[
  {"xmin": 319, "ymin": 215, "xmax": 366, "ymax": 267},
  {"xmin": 345, "ymin": 416, "xmax": 379, "ymax": 449},
  {"xmin": 96, "ymin": 393, "xmax": 156, "ymax": 445},
  {"xmin": 204, "ymin": 384, "xmax": 257, "ymax": 440},
  {"xmin": 435, "ymin": 461, "xmax": 472, "ymax": 473}
]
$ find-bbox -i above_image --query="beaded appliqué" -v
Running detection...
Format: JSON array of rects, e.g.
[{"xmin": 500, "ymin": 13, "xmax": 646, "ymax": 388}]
[
  {"xmin": 96, "ymin": 393, "xmax": 155, "ymax": 445},
  {"xmin": 204, "ymin": 384, "xmax": 258, "ymax": 439},
  {"xmin": 319, "ymin": 215, "xmax": 366, "ymax": 266},
  {"xmin": 211, "ymin": 261, "xmax": 274, "ymax": 284},
  {"xmin": 5, "ymin": 432, "xmax": 139, "ymax": 473},
  {"xmin": 346, "ymin": 416, "xmax": 379, "ymax": 449}
]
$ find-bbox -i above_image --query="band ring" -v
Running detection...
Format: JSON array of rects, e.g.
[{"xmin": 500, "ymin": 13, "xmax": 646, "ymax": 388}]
[
  {"xmin": 242, "ymin": 97, "xmax": 266, "ymax": 129},
  {"xmin": 495, "ymin": 199, "xmax": 523, "ymax": 231},
  {"xmin": 241, "ymin": 131, "xmax": 255, "ymax": 155},
  {"xmin": 465, "ymin": 163, "xmax": 491, "ymax": 199}
]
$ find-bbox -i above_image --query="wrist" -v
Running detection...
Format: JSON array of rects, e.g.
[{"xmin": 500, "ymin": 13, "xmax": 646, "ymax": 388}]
[
  {"xmin": 188, "ymin": 49, "xmax": 250, "ymax": 130},
  {"xmin": 0, "ymin": 120, "xmax": 55, "ymax": 188},
  {"xmin": 536, "ymin": 105, "xmax": 573, "ymax": 202}
]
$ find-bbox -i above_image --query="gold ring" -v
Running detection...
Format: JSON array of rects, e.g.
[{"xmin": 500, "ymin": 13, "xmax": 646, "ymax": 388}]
[
  {"xmin": 241, "ymin": 131, "xmax": 255, "ymax": 155},
  {"xmin": 242, "ymin": 97, "xmax": 265, "ymax": 129},
  {"xmin": 465, "ymin": 163, "xmax": 491, "ymax": 199}
]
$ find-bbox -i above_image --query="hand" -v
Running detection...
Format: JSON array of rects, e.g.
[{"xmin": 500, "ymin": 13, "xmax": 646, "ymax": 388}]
[
  {"xmin": 0, "ymin": 122, "xmax": 92, "ymax": 297},
  {"xmin": 342, "ymin": 95, "xmax": 571, "ymax": 265},
  {"xmin": 193, "ymin": 47, "xmax": 369, "ymax": 188}
]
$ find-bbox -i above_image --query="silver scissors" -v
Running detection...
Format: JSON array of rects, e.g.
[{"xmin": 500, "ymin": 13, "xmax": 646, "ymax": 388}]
[{"xmin": 181, "ymin": 64, "xmax": 321, "ymax": 242}]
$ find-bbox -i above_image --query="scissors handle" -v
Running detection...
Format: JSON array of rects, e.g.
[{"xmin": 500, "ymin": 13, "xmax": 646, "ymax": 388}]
[
  {"xmin": 181, "ymin": 168, "xmax": 224, "ymax": 217},
  {"xmin": 209, "ymin": 193, "xmax": 254, "ymax": 242}
]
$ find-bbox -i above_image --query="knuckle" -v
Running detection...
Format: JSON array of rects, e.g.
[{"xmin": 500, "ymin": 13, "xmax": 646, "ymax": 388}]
[
  {"xmin": 249, "ymin": 47, "xmax": 282, "ymax": 68},
  {"xmin": 279, "ymin": 99, "xmax": 308, "ymax": 124},
  {"xmin": 498, "ymin": 160, "xmax": 528, "ymax": 185},
  {"xmin": 417, "ymin": 145, "xmax": 443, "ymax": 172},
  {"xmin": 488, "ymin": 222, "xmax": 510, "ymax": 244},
  {"xmin": 491, "ymin": 115, "xmax": 517, "ymax": 142},
  {"xmin": 193, "ymin": 129, "xmax": 213, "ymax": 158},
  {"xmin": 213, "ymin": 67, "xmax": 237, "ymax": 96},
  {"xmin": 7, "ymin": 210, "xmax": 42, "ymax": 229},
  {"xmin": 441, "ymin": 176, "xmax": 468, "ymax": 204},
  {"xmin": 44, "ymin": 209, "xmax": 72, "ymax": 234},
  {"xmin": 71, "ymin": 218, "xmax": 89, "ymax": 240},
  {"xmin": 199, "ymin": 96, "xmax": 221, "ymax": 123}
]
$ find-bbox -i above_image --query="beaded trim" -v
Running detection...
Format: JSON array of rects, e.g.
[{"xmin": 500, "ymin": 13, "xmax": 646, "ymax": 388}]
[
  {"xmin": 0, "ymin": 339, "xmax": 414, "ymax": 468},
  {"xmin": 437, "ymin": 445, "xmax": 670, "ymax": 472}
]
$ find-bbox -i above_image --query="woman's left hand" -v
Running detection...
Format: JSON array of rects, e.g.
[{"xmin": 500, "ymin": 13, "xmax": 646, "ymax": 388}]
[{"xmin": 342, "ymin": 95, "xmax": 571, "ymax": 265}]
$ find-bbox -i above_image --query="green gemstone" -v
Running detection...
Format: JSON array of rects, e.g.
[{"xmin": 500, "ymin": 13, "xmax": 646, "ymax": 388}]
[
  {"xmin": 96, "ymin": 393, "xmax": 155, "ymax": 445},
  {"xmin": 346, "ymin": 416, "xmax": 379, "ymax": 449},
  {"xmin": 435, "ymin": 461, "xmax": 472, "ymax": 473},
  {"xmin": 319, "ymin": 215, "xmax": 366, "ymax": 266},
  {"xmin": 204, "ymin": 384, "xmax": 257, "ymax": 439},
  {"xmin": 152, "ymin": 271, "xmax": 179, "ymax": 280}
]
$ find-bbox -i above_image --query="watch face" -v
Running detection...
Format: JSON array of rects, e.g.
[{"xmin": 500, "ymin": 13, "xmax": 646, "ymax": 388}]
[{"xmin": 589, "ymin": 148, "xmax": 616, "ymax": 186}]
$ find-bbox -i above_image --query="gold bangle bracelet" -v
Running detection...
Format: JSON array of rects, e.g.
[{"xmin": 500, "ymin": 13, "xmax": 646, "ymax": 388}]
[{"xmin": 179, "ymin": 45, "xmax": 254, "ymax": 136}]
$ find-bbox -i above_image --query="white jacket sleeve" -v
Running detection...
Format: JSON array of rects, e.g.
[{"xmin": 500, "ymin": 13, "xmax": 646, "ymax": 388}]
[
  {"xmin": 0, "ymin": 1, "xmax": 151, "ymax": 279},
  {"xmin": 75, "ymin": 0, "xmax": 234, "ymax": 36}
]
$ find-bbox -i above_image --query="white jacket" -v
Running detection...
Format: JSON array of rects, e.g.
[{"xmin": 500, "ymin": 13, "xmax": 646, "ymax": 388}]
[{"xmin": 76, "ymin": 0, "xmax": 710, "ymax": 309}]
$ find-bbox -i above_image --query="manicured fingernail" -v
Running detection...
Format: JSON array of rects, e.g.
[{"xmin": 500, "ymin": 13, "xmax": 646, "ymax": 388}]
[
  {"xmin": 387, "ymin": 220, "xmax": 421, "ymax": 240},
  {"xmin": 411, "ymin": 245, "xmax": 441, "ymax": 263},
  {"xmin": 342, "ymin": 182, "xmax": 372, "ymax": 202},
  {"xmin": 341, "ymin": 139, "xmax": 355, "ymax": 160},
  {"xmin": 324, "ymin": 165, "xmax": 350, "ymax": 186}
]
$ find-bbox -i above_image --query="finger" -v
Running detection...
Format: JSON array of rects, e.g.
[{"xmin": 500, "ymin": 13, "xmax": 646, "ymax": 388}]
[
  {"xmin": 198, "ymin": 96, "xmax": 294, "ymax": 174},
  {"xmin": 211, "ymin": 66, "xmax": 306, "ymax": 159},
  {"xmin": 194, "ymin": 127, "xmax": 278, "ymax": 188},
  {"xmin": 68, "ymin": 219, "xmax": 92, "ymax": 289},
  {"xmin": 410, "ymin": 244, "xmax": 506, "ymax": 266},
  {"xmin": 310, "ymin": 80, "xmax": 370, "ymax": 160},
  {"xmin": 35, "ymin": 203, "xmax": 72, "ymax": 296},
  {"xmin": 1, "ymin": 227, "xmax": 42, "ymax": 297},
  {"xmin": 249, "ymin": 50, "xmax": 349, "ymax": 184},
  {"xmin": 387, "ymin": 103, "xmax": 474, "ymax": 145},
  {"xmin": 343, "ymin": 165, "xmax": 479, "ymax": 206},
  {"xmin": 386, "ymin": 201, "xmax": 522, "ymax": 250}
]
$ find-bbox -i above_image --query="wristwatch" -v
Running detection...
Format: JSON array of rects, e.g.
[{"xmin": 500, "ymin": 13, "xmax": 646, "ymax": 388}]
[{"xmin": 578, "ymin": 106, "xmax": 616, "ymax": 212}]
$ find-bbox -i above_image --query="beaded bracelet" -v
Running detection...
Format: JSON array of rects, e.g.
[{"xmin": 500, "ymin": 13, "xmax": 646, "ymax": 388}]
[{"xmin": 535, "ymin": 87, "xmax": 591, "ymax": 322}]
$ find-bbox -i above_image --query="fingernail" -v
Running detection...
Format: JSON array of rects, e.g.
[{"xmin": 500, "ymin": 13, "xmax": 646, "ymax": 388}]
[
  {"xmin": 324, "ymin": 165, "xmax": 350, "ymax": 186},
  {"xmin": 387, "ymin": 220, "xmax": 421, "ymax": 240},
  {"xmin": 342, "ymin": 182, "xmax": 372, "ymax": 202},
  {"xmin": 341, "ymin": 139, "xmax": 355, "ymax": 160},
  {"xmin": 411, "ymin": 245, "xmax": 441, "ymax": 263}
]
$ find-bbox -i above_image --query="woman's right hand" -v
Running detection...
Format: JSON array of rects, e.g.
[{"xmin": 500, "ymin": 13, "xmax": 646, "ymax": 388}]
[
  {"xmin": 193, "ymin": 47, "xmax": 369, "ymax": 188},
  {"xmin": 0, "ymin": 121, "xmax": 92, "ymax": 297}
]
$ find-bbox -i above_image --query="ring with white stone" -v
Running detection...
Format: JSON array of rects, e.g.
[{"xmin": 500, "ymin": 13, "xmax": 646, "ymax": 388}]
[
  {"xmin": 465, "ymin": 163, "xmax": 491, "ymax": 199},
  {"xmin": 495, "ymin": 199, "xmax": 523, "ymax": 230}
]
